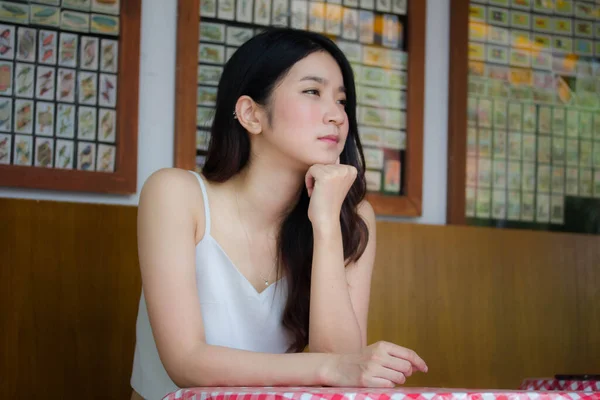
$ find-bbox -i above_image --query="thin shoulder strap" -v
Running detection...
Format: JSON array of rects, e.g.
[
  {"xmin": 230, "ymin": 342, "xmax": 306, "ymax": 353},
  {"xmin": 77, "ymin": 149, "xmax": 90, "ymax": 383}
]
[{"xmin": 188, "ymin": 170, "xmax": 211, "ymax": 236}]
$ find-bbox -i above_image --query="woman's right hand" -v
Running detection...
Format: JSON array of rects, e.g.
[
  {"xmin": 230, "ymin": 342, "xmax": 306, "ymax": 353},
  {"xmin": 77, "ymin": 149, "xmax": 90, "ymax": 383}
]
[{"xmin": 323, "ymin": 341, "xmax": 428, "ymax": 388}]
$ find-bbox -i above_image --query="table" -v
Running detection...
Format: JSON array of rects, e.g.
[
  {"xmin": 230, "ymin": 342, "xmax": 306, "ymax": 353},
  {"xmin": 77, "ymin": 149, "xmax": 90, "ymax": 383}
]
[
  {"xmin": 162, "ymin": 386, "xmax": 600, "ymax": 400},
  {"xmin": 520, "ymin": 378, "xmax": 600, "ymax": 392}
]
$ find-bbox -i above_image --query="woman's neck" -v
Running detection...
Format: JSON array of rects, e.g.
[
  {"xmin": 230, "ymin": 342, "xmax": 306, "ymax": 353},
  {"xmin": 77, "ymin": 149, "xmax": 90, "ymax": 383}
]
[{"xmin": 226, "ymin": 157, "xmax": 306, "ymax": 234}]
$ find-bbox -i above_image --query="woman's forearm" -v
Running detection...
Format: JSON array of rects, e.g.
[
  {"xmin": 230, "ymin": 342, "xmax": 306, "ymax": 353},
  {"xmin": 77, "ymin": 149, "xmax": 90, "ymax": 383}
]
[
  {"xmin": 176, "ymin": 343, "xmax": 335, "ymax": 387},
  {"xmin": 308, "ymin": 222, "xmax": 362, "ymax": 353}
]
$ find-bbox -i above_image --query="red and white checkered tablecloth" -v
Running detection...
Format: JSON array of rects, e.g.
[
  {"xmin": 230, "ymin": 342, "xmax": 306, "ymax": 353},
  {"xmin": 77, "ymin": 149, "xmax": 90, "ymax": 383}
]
[
  {"xmin": 162, "ymin": 386, "xmax": 600, "ymax": 400},
  {"xmin": 520, "ymin": 378, "xmax": 600, "ymax": 392}
]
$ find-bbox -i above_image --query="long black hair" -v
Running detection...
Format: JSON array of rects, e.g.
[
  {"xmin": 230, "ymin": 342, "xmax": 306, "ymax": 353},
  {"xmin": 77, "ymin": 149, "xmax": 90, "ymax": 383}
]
[{"xmin": 202, "ymin": 27, "xmax": 369, "ymax": 352}]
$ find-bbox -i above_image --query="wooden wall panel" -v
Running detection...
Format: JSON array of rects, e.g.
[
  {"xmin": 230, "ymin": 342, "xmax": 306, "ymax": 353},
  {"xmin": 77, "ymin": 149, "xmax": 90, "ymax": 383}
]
[
  {"xmin": 1, "ymin": 198, "xmax": 598, "ymax": 398},
  {"xmin": 368, "ymin": 222, "xmax": 600, "ymax": 389},
  {"xmin": 1, "ymin": 198, "xmax": 141, "ymax": 399}
]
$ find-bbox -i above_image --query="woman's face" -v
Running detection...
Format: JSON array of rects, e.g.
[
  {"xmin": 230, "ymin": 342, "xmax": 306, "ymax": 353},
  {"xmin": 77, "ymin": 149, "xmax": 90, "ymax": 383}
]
[{"xmin": 260, "ymin": 51, "xmax": 350, "ymax": 168}]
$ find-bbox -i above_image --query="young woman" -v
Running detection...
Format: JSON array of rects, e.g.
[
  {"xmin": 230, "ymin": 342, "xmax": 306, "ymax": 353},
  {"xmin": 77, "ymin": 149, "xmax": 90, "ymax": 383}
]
[{"xmin": 130, "ymin": 27, "xmax": 427, "ymax": 400}]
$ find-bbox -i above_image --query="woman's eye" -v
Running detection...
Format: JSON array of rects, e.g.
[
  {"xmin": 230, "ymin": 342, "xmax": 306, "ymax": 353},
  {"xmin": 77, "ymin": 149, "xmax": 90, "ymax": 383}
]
[
  {"xmin": 338, "ymin": 99, "xmax": 347, "ymax": 106},
  {"xmin": 304, "ymin": 89, "xmax": 319, "ymax": 96}
]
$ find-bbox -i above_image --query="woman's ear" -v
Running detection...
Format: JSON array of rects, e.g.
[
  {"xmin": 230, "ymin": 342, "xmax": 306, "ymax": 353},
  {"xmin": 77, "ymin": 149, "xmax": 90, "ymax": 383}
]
[{"xmin": 235, "ymin": 96, "xmax": 263, "ymax": 135}]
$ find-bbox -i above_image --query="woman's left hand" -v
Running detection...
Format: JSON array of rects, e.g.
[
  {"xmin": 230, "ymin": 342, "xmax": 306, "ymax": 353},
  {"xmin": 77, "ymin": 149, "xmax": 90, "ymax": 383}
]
[{"xmin": 305, "ymin": 158, "xmax": 357, "ymax": 230}]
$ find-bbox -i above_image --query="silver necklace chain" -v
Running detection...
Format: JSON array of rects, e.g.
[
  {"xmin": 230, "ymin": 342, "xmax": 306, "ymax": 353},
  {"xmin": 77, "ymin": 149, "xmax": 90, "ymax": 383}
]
[{"xmin": 235, "ymin": 188, "xmax": 278, "ymax": 286}]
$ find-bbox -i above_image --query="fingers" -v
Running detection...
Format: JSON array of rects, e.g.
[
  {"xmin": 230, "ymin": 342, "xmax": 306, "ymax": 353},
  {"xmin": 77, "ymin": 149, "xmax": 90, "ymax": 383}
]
[
  {"xmin": 373, "ymin": 365, "xmax": 406, "ymax": 386},
  {"xmin": 304, "ymin": 171, "xmax": 315, "ymax": 197},
  {"xmin": 386, "ymin": 344, "xmax": 428, "ymax": 373},
  {"xmin": 364, "ymin": 377, "xmax": 395, "ymax": 388},
  {"xmin": 382, "ymin": 356, "xmax": 413, "ymax": 377}
]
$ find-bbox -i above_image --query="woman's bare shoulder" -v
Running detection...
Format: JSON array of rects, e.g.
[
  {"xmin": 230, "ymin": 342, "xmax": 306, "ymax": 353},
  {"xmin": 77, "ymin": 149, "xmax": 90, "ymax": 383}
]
[{"xmin": 138, "ymin": 168, "xmax": 206, "ymax": 241}]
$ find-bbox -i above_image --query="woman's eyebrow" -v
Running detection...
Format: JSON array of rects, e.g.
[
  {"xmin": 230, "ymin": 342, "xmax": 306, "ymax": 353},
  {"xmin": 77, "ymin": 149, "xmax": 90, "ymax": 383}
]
[{"xmin": 299, "ymin": 76, "xmax": 346, "ymax": 92}]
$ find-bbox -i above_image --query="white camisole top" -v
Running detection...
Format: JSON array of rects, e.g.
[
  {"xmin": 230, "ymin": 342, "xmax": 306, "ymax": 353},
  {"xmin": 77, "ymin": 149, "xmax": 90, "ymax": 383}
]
[{"xmin": 130, "ymin": 171, "xmax": 293, "ymax": 400}]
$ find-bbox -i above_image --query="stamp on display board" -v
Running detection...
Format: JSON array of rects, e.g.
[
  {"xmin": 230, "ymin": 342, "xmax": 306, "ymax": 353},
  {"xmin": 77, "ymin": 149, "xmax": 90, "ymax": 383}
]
[
  {"xmin": 507, "ymin": 191, "xmax": 521, "ymax": 221},
  {"xmin": 508, "ymin": 161, "xmax": 521, "ymax": 189},
  {"xmin": 579, "ymin": 168, "xmax": 593, "ymax": 197},
  {"xmin": 566, "ymin": 109, "xmax": 579, "ymax": 137},
  {"xmin": 478, "ymin": 157, "xmax": 492, "ymax": 188},
  {"xmin": 492, "ymin": 189, "xmax": 507, "ymax": 220},
  {"xmin": 537, "ymin": 164, "xmax": 551, "ymax": 193},
  {"xmin": 478, "ymin": 98, "xmax": 493, "ymax": 128},
  {"xmin": 0, "ymin": 96, "xmax": 10, "ymax": 133},
  {"xmin": 308, "ymin": 2, "xmax": 325, "ymax": 33},
  {"xmin": 523, "ymin": 104, "xmax": 536, "ymax": 133},
  {"xmin": 521, "ymin": 192, "xmax": 535, "ymax": 221},
  {"xmin": 218, "ymin": 0, "xmax": 236, "ymax": 21},
  {"xmin": 493, "ymin": 159, "xmax": 507, "ymax": 189},
  {"xmin": 469, "ymin": 4, "xmax": 486, "ymax": 23},
  {"xmin": 383, "ymin": 158, "xmax": 401, "ymax": 193},
  {"xmin": 30, "ymin": 5, "xmax": 60, "ymax": 27},
  {"xmin": 511, "ymin": 29, "xmax": 530, "ymax": 48},
  {"xmin": 236, "ymin": 0, "xmax": 253, "ymax": 23},
  {"xmin": 376, "ymin": 0, "xmax": 391, "ymax": 12},
  {"xmin": 63, "ymin": 0, "xmax": 91, "ymax": 11},
  {"xmin": 508, "ymin": 102, "xmax": 522, "ymax": 131},
  {"xmin": 200, "ymin": 0, "xmax": 217, "ymax": 18},
  {"xmin": 365, "ymin": 170, "xmax": 381, "ymax": 192},
  {"xmin": 57, "ymin": 68, "xmax": 75, "ymax": 103},
  {"xmin": 478, "ymin": 128, "xmax": 492, "ymax": 158},
  {"xmin": 77, "ymin": 105, "xmax": 97, "ymax": 140},
  {"xmin": 325, "ymin": 4, "xmax": 343, "ymax": 36},
  {"xmin": 77, "ymin": 141, "xmax": 96, "ymax": 171},
  {"xmin": 392, "ymin": 0, "xmax": 406, "ymax": 14},
  {"xmin": 342, "ymin": 8, "xmax": 359, "ymax": 41},
  {"xmin": 77, "ymin": 71, "xmax": 97, "ymax": 105},
  {"xmin": 470, "ymin": 22, "xmax": 487, "ymax": 42},
  {"xmin": 96, "ymin": 143, "xmax": 116, "ymax": 172},
  {"xmin": 198, "ymin": 43, "xmax": 225, "ymax": 64},
  {"xmin": 34, "ymin": 136, "xmax": 53, "ymax": 168},
  {"xmin": 35, "ymin": 101, "xmax": 54, "ymax": 136},
  {"xmin": 466, "ymin": 187, "xmax": 476, "ymax": 218},
  {"xmin": 16, "ymin": 27, "xmax": 36, "ymax": 62},
  {"xmin": 566, "ymin": 139, "xmax": 579, "ymax": 166},
  {"xmin": 488, "ymin": 7, "xmax": 509, "ymax": 26},
  {"xmin": 552, "ymin": 138, "xmax": 566, "ymax": 165},
  {"xmin": 532, "ymin": 15, "xmax": 552, "ymax": 32},
  {"xmin": 511, "ymin": 11, "xmax": 531, "ymax": 30},
  {"xmin": 538, "ymin": 105, "xmax": 552, "ymax": 134},
  {"xmin": 522, "ymin": 162, "xmax": 536, "ymax": 192},
  {"xmin": 552, "ymin": 166, "xmax": 565, "ymax": 194},
  {"xmin": 13, "ymin": 134, "xmax": 32, "ymax": 165},
  {"xmin": 508, "ymin": 132, "xmax": 522, "ymax": 160},
  {"xmin": 493, "ymin": 99, "xmax": 508, "ymax": 129},
  {"xmin": 98, "ymin": 108, "xmax": 116, "ymax": 143},
  {"xmin": 0, "ymin": 132, "xmax": 10, "ymax": 164},
  {"xmin": 14, "ymin": 99, "xmax": 33, "ymax": 134},
  {"xmin": 80, "ymin": 35, "xmax": 99, "ymax": 70},
  {"xmin": 56, "ymin": 103, "xmax": 75, "ymax": 138},
  {"xmin": 0, "ymin": 23, "xmax": 15, "ymax": 60},
  {"xmin": 566, "ymin": 167, "xmax": 578, "ymax": 195},
  {"xmin": 488, "ymin": 26, "xmax": 509, "ymax": 46},
  {"xmin": 271, "ymin": 0, "xmax": 289, "ymax": 27},
  {"xmin": 58, "ymin": 32, "xmax": 78, "ymax": 67},
  {"xmin": 537, "ymin": 136, "xmax": 551, "ymax": 164},
  {"xmin": 15, "ymin": 63, "xmax": 34, "ymax": 98},
  {"xmin": 493, "ymin": 130, "xmax": 507, "ymax": 159},
  {"xmin": 38, "ymin": 30, "xmax": 57, "ymax": 65},
  {"xmin": 522, "ymin": 134, "xmax": 536, "ymax": 161},
  {"xmin": 580, "ymin": 140, "xmax": 593, "ymax": 167},
  {"xmin": 476, "ymin": 188, "xmax": 491, "ymax": 218},
  {"xmin": 486, "ymin": 45, "xmax": 509, "ymax": 64},
  {"xmin": 363, "ymin": 147, "xmax": 384, "ymax": 170}
]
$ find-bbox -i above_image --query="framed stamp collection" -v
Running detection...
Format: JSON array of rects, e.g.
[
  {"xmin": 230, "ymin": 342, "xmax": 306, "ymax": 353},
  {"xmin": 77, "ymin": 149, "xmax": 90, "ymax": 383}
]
[
  {"xmin": 0, "ymin": 0, "xmax": 141, "ymax": 194},
  {"xmin": 176, "ymin": 0, "xmax": 426, "ymax": 216},
  {"xmin": 448, "ymin": 0, "xmax": 600, "ymax": 234}
]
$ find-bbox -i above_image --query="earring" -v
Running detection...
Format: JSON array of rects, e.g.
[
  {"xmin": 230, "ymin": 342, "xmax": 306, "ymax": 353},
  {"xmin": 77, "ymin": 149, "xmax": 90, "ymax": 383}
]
[{"xmin": 233, "ymin": 111, "xmax": 238, "ymax": 120}]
